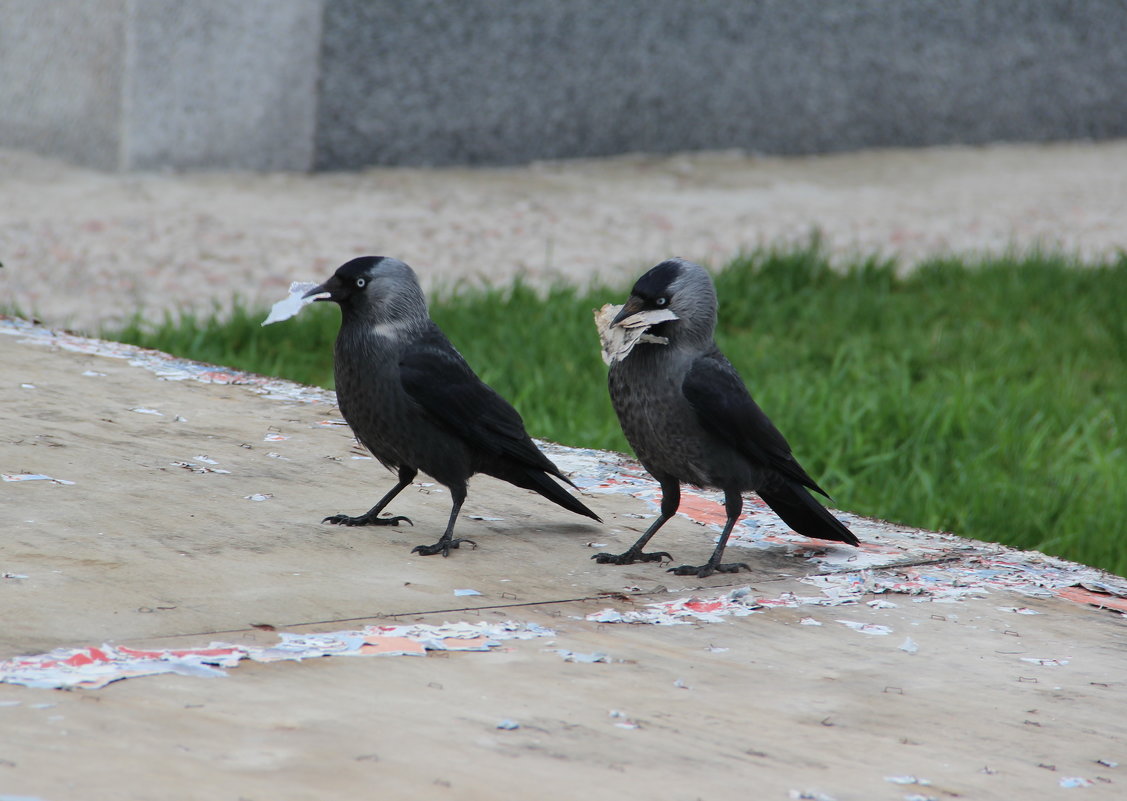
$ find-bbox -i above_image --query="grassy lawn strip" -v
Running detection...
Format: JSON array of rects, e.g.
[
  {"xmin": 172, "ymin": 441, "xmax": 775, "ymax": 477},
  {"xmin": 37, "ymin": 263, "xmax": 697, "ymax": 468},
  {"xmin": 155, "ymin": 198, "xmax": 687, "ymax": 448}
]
[{"xmin": 105, "ymin": 247, "xmax": 1127, "ymax": 575}]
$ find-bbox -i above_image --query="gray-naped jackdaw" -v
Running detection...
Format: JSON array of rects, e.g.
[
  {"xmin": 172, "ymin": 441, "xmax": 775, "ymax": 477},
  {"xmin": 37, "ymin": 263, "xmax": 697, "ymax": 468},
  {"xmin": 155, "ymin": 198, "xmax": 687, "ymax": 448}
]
[
  {"xmin": 306, "ymin": 256, "xmax": 600, "ymax": 556},
  {"xmin": 596, "ymin": 258, "xmax": 858, "ymax": 577}
]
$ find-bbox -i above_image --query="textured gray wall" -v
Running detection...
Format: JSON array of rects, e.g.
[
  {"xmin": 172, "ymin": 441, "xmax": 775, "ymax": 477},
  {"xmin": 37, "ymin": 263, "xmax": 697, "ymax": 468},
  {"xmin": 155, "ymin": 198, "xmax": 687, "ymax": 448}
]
[
  {"xmin": 315, "ymin": 0, "xmax": 1127, "ymax": 168},
  {"xmin": 0, "ymin": 0, "xmax": 128, "ymax": 171},
  {"xmin": 0, "ymin": 0, "xmax": 322, "ymax": 171},
  {"xmin": 2, "ymin": 0, "xmax": 1126, "ymax": 171},
  {"xmin": 126, "ymin": 1, "xmax": 323, "ymax": 171}
]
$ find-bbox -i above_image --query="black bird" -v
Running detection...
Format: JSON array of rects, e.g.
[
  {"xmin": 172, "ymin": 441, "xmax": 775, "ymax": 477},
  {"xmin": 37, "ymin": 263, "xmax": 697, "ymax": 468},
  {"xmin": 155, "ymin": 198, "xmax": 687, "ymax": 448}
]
[
  {"xmin": 596, "ymin": 258, "xmax": 858, "ymax": 577},
  {"xmin": 305, "ymin": 256, "xmax": 600, "ymax": 556}
]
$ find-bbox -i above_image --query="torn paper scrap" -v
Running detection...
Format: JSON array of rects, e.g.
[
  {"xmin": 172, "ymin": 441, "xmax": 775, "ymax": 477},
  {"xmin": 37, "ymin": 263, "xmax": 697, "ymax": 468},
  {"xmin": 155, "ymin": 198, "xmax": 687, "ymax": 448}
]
[
  {"xmin": 262, "ymin": 281, "xmax": 329, "ymax": 326},
  {"xmin": 594, "ymin": 303, "xmax": 679, "ymax": 365},
  {"xmin": 837, "ymin": 620, "xmax": 893, "ymax": 635},
  {"xmin": 453, "ymin": 588, "xmax": 482, "ymax": 596},
  {"xmin": 0, "ymin": 621, "xmax": 555, "ymax": 690},
  {"xmin": 1059, "ymin": 777, "xmax": 1094, "ymax": 788},
  {"xmin": 496, "ymin": 719, "xmax": 520, "ymax": 730},
  {"xmin": 2, "ymin": 473, "xmax": 75, "ymax": 485}
]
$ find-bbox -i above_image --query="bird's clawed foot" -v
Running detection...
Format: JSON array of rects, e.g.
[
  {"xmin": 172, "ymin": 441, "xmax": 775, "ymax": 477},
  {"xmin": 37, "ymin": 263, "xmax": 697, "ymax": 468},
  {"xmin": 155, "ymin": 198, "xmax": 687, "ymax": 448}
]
[
  {"xmin": 411, "ymin": 537, "xmax": 477, "ymax": 557},
  {"xmin": 667, "ymin": 562, "xmax": 751, "ymax": 578},
  {"xmin": 321, "ymin": 513, "xmax": 413, "ymax": 527},
  {"xmin": 592, "ymin": 549, "xmax": 673, "ymax": 566}
]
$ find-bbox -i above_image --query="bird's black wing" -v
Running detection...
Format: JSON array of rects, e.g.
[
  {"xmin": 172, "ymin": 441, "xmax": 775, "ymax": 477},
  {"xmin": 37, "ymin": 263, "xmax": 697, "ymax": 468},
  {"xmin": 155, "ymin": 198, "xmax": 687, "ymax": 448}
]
[
  {"xmin": 682, "ymin": 352, "xmax": 829, "ymax": 497},
  {"xmin": 398, "ymin": 331, "xmax": 567, "ymax": 480}
]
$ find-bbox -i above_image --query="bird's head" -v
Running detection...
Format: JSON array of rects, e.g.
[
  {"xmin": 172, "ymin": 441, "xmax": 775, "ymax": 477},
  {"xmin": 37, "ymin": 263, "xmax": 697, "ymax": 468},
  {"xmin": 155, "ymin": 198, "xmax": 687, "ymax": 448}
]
[
  {"xmin": 305, "ymin": 256, "xmax": 428, "ymax": 325},
  {"xmin": 613, "ymin": 258, "xmax": 718, "ymax": 345}
]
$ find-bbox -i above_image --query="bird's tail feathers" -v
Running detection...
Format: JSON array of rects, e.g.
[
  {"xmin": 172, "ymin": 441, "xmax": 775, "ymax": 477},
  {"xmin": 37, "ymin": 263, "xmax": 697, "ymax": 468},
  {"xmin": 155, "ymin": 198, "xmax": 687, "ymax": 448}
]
[
  {"xmin": 511, "ymin": 467, "xmax": 602, "ymax": 523},
  {"xmin": 756, "ymin": 481, "xmax": 858, "ymax": 546}
]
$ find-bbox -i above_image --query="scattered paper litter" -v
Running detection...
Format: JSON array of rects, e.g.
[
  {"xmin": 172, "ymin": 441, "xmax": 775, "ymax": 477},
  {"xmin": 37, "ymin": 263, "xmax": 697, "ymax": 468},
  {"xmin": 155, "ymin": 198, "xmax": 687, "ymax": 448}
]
[
  {"xmin": 130, "ymin": 407, "xmax": 164, "ymax": 416},
  {"xmin": 453, "ymin": 589, "xmax": 482, "ymax": 597},
  {"xmin": 586, "ymin": 586, "xmax": 765, "ymax": 625},
  {"xmin": 264, "ymin": 433, "xmax": 290, "ymax": 442},
  {"xmin": 244, "ymin": 493, "xmax": 273, "ymax": 502},
  {"xmin": 1095, "ymin": 759, "xmax": 1118, "ymax": 768},
  {"xmin": 171, "ymin": 461, "xmax": 231, "ymax": 475},
  {"xmin": 1060, "ymin": 777, "xmax": 1094, "ymax": 788},
  {"xmin": 799, "ymin": 617, "xmax": 823, "ymax": 626},
  {"xmin": 0, "ymin": 620, "xmax": 555, "ymax": 690},
  {"xmin": 551, "ymin": 649, "xmax": 610, "ymax": 663},
  {"xmin": 2, "ymin": 473, "xmax": 75, "ymax": 485},
  {"xmin": 20, "ymin": 383, "xmax": 35, "ymax": 389},
  {"xmin": 82, "ymin": 370, "xmax": 106, "ymax": 377},
  {"xmin": 788, "ymin": 791, "xmax": 837, "ymax": 801},
  {"xmin": 1020, "ymin": 657, "xmax": 1070, "ymax": 667},
  {"xmin": 885, "ymin": 776, "xmax": 932, "ymax": 785},
  {"xmin": 496, "ymin": 719, "xmax": 520, "ymax": 730},
  {"xmin": 998, "ymin": 606, "xmax": 1041, "ymax": 614},
  {"xmin": 899, "ymin": 637, "xmax": 920, "ymax": 654},
  {"xmin": 594, "ymin": 303, "xmax": 679, "ymax": 365},
  {"xmin": 2, "ymin": 573, "xmax": 29, "ymax": 580},
  {"xmin": 262, "ymin": 281, "xmax": 329, "ymax": 326},
  {"xmin": 837, "ymin": 620, "xmax": 893, "ymax": 635}
]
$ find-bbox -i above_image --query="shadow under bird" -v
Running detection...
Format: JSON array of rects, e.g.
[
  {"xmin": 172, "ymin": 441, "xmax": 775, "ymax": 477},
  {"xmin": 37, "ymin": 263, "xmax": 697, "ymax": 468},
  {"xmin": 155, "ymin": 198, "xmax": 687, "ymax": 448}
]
[
  {"xmin": 596, "ymin": 257, "xmax": 858, "ymax": 577},
  {"xmin": 305, "ymin": 256, "xmax": 600, "ymax": 556}
]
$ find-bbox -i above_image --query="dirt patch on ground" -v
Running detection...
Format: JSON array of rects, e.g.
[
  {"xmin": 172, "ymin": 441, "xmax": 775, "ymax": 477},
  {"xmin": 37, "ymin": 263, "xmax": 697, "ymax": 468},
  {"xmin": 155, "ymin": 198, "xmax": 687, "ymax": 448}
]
[{"xmin": 3, "ymin": 140, "xmax": 1126, "ymax": 330}]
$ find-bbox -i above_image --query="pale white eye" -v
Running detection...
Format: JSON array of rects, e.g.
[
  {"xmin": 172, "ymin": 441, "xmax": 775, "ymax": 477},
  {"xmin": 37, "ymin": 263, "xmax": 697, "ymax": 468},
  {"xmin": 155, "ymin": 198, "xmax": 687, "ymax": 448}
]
[
  {"xmin": 655, "ymin": 296, "xmax": 668, "ymax": 306},
  {"xmin": 356, "ymin": 277, "xmax": 366, "ymax": 288}
]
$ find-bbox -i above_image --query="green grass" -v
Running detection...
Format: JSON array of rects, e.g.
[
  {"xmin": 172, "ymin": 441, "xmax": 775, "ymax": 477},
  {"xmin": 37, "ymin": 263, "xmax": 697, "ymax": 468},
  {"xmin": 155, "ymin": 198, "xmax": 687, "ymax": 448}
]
[{"xmin": 104, "ymin": 247, "xmax": 1127, "ymax": 576}]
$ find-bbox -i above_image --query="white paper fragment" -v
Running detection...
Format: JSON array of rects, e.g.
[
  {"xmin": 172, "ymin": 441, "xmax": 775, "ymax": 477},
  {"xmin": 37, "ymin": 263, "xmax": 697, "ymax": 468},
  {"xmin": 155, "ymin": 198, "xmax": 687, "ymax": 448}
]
[
  {"xmin": 244, "ymin": 493, "xmax": 273, "ymax": 502},
  {"xmin": 799, "ymin": 617, "xmax": 823, "ymax": 626},
  {"xmin": 997, "ymin": 606, "xmax": 1041, "ymax": 615},
  {"xmin": 264, "ymin": 433, "xmax": 290, "ymax": 442},
  {"xmin": 609, "ymin": 709, "xmax": 640, "ymax": 729},
  {"xmin": 1095, "ymin": 759, "xmax": 1118, "ymax": 768},
  {"xmin": 468, "ymin": 515, "xmax": 503, "ymax": 521},
  {"xmin": 673, "ymin": 678, "xmax": 690, "ymax": 689},
  {"xmin": 2, "ymin": 474, "xmax": 75, "ymax": 485},
  {"xmin": 1060, "ymin": 777, "xmax": 1094, "ymax": 788},
  {"xmin": 130, "ymin": 407, "xmax": 163, "ymax": 415},
  {"xmin": 2, "ymin": 573, "xmax": 29, "ymax": 580},
  {"xmin": 789, "ymin": 791, "xmax": 837, "ymax": 801},
  {"xmin": 594, "ymin": 303, "xmax": 679, "ymax": 365},
  {"xmin": 193, "ymin": 455, "xmax": 219, "ymax": 465},
  {"xmin": 496, "ymin": 719, "xmax": 520, "ymax": 730},
  {"xmin": 868, "ymin": 599, "xmax": 899, "ymax": 609},
  {"xmin": 899, "ymin": 637, "xmax": 920, "ymax": 654},
  {"xmin": 837, "ymin": 620, "xmax": 893, "ymax": 635},
  {"xmin": 82, "ymin": 370, "xmax": 107, "ymax": 377},
  {"xmin": 454, "ymin": 589, "xmax": 482, "ymax": 596},
  {"xmin": 262, "ymin": 281, "xmax": 329, "ymax": 326},
  {"xmin": 552, "ymin": 649, "xmax": 610, "ymax": 663},
  {"xmin": 885, "ymin": 776, "xmax": 932, "ymax": 786},
  {"xmin": 1020, "ymin": 657, "xmax": 1070, "ymax": 666},
  {"xmin": 172, "ymin": 461, "xmax": 231, "ymax": 475},
  {"xmin": 20, "ymin": 383, "xmax": 35, "ymax": 389}
]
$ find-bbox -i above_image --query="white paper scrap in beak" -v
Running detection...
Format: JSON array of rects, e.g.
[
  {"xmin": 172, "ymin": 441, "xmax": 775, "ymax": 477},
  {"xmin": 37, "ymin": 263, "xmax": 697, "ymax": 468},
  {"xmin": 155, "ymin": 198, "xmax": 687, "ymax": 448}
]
[
  {"xmin": 594, "ymin": 304, "xmax": 679, "ymax": 365},
  {"xmin": 262, "ymin": 281, "xmax": 329, "ymax": 326}
]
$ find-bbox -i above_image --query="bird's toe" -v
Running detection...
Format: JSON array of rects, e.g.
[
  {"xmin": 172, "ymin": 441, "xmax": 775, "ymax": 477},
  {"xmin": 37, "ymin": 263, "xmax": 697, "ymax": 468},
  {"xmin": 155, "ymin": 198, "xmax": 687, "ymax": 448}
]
[
  {"xmin": 592, "ymin": 550, "xmax": 672, "ymax": 566},
  {"xmin": 411, "ymin": 537, "xmax": 477, "ymax": 557}
]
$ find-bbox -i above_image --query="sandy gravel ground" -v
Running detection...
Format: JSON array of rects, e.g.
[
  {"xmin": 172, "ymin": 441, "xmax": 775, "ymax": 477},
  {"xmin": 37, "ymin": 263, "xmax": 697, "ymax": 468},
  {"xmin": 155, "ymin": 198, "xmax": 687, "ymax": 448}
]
[
  {"xmin": 2, "ymin": 325, "xmax": 1125, "ymax": 799},
  {"xmin": 3, "ymin": 139, "xmax": 1127, "ymax": 331}
]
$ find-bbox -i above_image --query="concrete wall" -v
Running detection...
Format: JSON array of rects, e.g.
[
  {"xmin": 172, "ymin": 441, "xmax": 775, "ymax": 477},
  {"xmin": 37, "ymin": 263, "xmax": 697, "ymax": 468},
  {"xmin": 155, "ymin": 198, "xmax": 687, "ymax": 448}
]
[
  {"xmin": 0, "ymin": 0, "xmax": 322, "ymax": 171},
  {"xmin": 2, "ymin": 0, "xmax": 1126, "ymax": 171}
]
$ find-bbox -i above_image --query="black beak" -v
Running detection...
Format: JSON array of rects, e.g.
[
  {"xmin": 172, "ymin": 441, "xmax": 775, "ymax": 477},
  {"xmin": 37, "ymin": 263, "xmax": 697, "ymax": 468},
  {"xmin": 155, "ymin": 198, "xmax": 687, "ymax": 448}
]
[
  {"xmin": 303, "ymin": 276, "xmax": 339, "ymax": 302},
  {"xmin": 611, "ymin": 295, "xmax": 646, "ymax": 327}
]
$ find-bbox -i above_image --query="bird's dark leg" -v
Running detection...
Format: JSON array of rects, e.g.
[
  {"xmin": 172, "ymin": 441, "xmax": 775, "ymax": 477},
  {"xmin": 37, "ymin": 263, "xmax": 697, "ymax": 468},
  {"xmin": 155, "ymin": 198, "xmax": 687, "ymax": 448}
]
[
  {"xmin": 411, "ymin": 482, "xmax": 477, "ymax": 557},
  {"xmin": 668, "ymin": 489, "xmax": 751, "ymax": 578},
  {"xmin": 322, "ymin": 466, "xmax": 417, "ymax": 527},
  {"xmin": 592, "ymin": 478, "xmax": 678, "ymax": 565}
]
